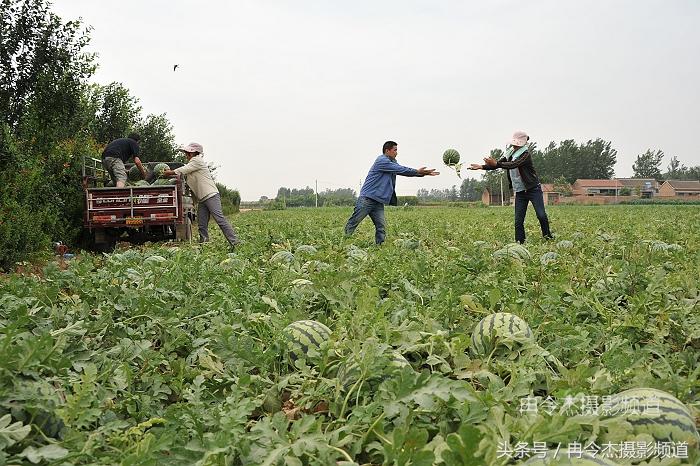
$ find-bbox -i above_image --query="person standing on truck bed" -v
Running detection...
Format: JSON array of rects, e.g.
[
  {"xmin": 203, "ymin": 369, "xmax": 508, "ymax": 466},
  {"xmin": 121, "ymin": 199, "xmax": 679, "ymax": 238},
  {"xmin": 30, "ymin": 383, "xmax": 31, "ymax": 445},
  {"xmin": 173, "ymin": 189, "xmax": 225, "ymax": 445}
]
[
  {"xmin": 102, "ymin": 133, "xmax": 147, "ymax": 188},
  {"xmin": 162, "ymin": 142, "xmax": 241, "ymax": 250}
]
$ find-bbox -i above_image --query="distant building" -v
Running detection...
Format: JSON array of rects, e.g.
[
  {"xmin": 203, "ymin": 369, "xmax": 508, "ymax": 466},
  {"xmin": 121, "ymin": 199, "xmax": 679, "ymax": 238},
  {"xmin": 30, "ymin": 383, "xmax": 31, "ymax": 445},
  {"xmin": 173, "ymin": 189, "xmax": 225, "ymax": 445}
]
[
  {"xmin": 481, "ymin": 188, "xmax": 511, "ymax": 206},
  {"xmin": 658, "ymin": 180, "xmax": 700, "ymax": 198},
  {"xmin": 572, "ymin": 179, "xmax": 623, "ymax": 196},
  {"xmin": 615, "ymin": 178, "xmax": 659, "ymax": 198},
  {"xmin": 540, "ymin": 183, "xmax": 567, "ymax": 205}
]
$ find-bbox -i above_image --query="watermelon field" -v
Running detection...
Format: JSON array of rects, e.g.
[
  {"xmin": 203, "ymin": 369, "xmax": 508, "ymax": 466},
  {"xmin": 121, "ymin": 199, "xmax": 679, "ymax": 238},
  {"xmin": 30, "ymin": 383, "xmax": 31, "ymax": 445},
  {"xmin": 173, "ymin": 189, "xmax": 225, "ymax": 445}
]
[{"xmin": 1, "ymin": 205, "xmax": 699, "ymax": 465}]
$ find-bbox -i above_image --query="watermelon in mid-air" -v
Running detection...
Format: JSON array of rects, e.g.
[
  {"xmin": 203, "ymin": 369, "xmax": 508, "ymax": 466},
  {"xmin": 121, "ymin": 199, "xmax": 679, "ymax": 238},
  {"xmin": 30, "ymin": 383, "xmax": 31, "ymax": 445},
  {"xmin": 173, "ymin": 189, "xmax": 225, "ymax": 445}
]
[{"xmin": 443, "ymin": 148, "xmax": 460, "ymax": 166}]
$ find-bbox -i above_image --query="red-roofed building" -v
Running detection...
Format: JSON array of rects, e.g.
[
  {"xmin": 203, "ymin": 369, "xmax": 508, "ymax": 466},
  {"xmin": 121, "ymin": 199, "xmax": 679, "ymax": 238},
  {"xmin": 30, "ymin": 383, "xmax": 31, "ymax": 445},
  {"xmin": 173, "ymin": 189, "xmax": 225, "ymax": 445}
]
[
  {"xmin": 658, "ymin": 180, "xmax": 700, "ymax": 197},
  {"xmin": 572, "ymin": 179, "xmax": 622, "ymax": 196}
]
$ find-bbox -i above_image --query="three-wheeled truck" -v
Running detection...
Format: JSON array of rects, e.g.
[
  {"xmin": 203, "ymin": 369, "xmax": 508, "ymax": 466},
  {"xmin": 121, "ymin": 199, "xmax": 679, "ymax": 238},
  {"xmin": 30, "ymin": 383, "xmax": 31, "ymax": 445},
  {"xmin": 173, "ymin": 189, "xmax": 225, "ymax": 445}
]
[{"xmin": 82, "ymin": 157, "xmax": 195, "ymax": 252}]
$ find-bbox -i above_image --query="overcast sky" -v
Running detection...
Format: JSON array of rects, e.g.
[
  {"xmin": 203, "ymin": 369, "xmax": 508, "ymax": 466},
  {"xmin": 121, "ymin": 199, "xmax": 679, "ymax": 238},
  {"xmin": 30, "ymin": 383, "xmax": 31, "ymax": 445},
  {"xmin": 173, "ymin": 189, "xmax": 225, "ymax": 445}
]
[{"xmin": 52, "ymin": 0, "xmax": 700, "ymax": 200}]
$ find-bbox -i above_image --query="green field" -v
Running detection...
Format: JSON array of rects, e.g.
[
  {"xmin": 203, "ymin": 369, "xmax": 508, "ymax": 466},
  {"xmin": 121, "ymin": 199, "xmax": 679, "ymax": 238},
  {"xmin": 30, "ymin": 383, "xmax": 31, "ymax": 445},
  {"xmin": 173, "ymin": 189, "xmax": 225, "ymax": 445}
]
[{"xmin": 1, "ymin": 205, "xmax": 699, "ymax": 465}]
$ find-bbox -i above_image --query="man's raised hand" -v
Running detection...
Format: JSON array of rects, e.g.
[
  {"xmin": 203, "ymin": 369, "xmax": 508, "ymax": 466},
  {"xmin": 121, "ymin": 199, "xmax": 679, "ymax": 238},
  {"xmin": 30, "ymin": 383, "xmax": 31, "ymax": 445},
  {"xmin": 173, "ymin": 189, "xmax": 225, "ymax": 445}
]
[{"xmin": 417, "ymin": 167, "xmax": 440, "ymax": 176}]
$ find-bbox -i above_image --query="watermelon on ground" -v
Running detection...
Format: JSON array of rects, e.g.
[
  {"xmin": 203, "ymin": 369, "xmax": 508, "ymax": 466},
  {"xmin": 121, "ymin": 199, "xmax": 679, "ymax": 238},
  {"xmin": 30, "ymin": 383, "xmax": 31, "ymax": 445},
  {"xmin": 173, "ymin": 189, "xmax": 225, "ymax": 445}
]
[
  {"xmin": 494, "ymin": 243, "xmax": 531, "ymax": 261},
  {"xmin": 599, "ymin": 388, "xmax": 700, "ymax": 449},
  {"xmin": 283, "ymin": 320, "xmax": 331, "ymax": 364},
  {"xmin": 337, "ymin": 351, "xmax": 411, "ymax": 391},
  {"xmin": 471, "ymin": 312, "xmax": 534, "ymax": 357}
]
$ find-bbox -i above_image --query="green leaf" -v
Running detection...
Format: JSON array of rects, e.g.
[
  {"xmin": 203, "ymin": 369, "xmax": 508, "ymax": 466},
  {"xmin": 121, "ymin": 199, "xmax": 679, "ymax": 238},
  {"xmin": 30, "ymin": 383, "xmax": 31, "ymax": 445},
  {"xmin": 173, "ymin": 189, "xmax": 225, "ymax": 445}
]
[
  {"xmin": 18, "ymin": 444, "xmax": 69, "ymax": 463},
  {"xmin": 0, "ymin": 414, "xmax": 31, "ymax": 450},
  {"xmin": 442, "ymin": 424, "xmax": 483, "ymax": 464}
]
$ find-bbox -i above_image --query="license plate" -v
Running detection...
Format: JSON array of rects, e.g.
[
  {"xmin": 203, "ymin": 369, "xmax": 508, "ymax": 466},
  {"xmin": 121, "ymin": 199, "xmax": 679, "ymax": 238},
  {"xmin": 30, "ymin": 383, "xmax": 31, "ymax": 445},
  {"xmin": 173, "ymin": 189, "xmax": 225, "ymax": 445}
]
[{"xmin": 125, "ymin": 217, "xmax": 143, "ymax": 226}]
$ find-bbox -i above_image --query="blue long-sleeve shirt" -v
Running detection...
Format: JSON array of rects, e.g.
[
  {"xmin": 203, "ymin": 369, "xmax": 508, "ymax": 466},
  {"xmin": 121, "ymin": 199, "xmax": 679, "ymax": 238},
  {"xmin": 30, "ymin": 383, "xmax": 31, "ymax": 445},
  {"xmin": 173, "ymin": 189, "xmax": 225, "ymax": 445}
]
[{"xmin": 359, "ymin": 155, "xmax": 422, "ymax": 205}]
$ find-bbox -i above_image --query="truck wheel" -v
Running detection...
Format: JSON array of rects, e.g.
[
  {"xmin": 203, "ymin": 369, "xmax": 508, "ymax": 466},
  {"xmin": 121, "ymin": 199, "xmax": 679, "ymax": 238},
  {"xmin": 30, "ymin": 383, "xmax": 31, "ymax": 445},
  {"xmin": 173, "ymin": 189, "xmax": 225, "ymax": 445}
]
[{"xmin": 92, "ymin": 228, "xmax": 116, "ymax": 253}]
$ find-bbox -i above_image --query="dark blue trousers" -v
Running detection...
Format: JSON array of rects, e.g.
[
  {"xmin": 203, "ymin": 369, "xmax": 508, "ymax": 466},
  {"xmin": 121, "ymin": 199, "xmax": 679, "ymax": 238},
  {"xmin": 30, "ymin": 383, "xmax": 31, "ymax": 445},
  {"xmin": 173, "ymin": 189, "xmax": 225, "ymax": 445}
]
[{"xmin": 514, "ymin": 185, "xmax": 552, "ymax": 244}]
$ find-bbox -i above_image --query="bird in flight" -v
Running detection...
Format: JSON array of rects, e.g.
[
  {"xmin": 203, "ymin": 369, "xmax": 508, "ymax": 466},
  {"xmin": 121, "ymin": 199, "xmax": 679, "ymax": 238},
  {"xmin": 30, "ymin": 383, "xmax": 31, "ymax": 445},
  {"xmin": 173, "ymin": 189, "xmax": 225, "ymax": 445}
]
[{"xmin": 173, "ymin": 64, "xmax": 179, "ymax": 72}]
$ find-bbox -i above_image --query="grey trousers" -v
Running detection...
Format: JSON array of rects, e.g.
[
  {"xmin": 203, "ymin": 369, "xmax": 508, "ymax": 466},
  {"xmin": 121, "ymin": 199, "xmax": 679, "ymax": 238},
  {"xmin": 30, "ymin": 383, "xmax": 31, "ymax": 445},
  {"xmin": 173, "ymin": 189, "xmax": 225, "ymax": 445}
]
[{"xmin": 198, "ymin": 194, "xmax": 239, "ymax": 246}]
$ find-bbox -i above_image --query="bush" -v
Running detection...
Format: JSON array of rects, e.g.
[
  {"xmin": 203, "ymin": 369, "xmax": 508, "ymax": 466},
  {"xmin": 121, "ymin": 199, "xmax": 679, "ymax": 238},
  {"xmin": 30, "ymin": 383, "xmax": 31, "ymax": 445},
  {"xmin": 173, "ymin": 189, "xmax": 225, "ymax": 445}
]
[
  {"xmin": 0, "ymin": 124, "xmax": 102, "ymax": 270},
  {"xmin": 263, "ymin": 200, "xmax": 286, "ymax": 210},
  {"xmin": 397, "ymin": 196, "xmax": 418, "ymax": 206},
  {"xmin": 619, "ymin": 198, "xmax": 700, "ymax": 205},
  {"xmin": 217, "ymin": 182, "xmax": 241, "ymax": 215}
]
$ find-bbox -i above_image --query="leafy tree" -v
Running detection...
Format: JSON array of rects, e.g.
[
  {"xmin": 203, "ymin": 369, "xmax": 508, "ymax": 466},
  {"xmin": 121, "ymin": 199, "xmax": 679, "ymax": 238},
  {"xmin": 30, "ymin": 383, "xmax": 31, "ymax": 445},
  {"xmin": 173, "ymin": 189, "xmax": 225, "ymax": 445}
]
[
  {"xmin": 0, "ymin": 0, "xmax": 94, "ymax": 134},
  {"xmin": 134, "ymin": 113, "xmax": 177, "ymax": 162},
  {"xmin": 458, "ymin": 178, "xmax": 481, "ymax": 201},
  {"xmin": 0, "ymin": 0, "xmax": 96, "ymax": 269},
  {"xmin": 448, "ymin": 185, "xmax": 459, "ymax": 201},
  {"xmin": 88, "ymin": 82, "xmax": 141, "ymax": 145},
  {"xmin": 531, "ymin": 139, "xmax": 616, "ymax": 183},
  {"xmin": 665, "ymin": 156, "xmax": 682, "ymax": 180},
  {"xmin": 321, "ymin": 187, "xmax": 356, "ymax": 206},
  {"xmin": 632, "ymin": 149, "xmax": 664, "ymax": 180},
  {"xmin": 661, "ymin": 156, "xmax": 700, "ymax": 181}
]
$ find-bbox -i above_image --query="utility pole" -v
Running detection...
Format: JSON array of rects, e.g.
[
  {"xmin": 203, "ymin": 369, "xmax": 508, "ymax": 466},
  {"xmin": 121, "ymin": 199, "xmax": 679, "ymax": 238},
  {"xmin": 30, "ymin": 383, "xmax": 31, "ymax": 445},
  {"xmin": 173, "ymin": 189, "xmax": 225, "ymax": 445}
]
[
  {"xmin": 315, "ymin": 180, "xmax": 318, "ymax": 208},
  {"xmin": 500, "ymin": 172, "xmax": 504, "ymax": 206}
]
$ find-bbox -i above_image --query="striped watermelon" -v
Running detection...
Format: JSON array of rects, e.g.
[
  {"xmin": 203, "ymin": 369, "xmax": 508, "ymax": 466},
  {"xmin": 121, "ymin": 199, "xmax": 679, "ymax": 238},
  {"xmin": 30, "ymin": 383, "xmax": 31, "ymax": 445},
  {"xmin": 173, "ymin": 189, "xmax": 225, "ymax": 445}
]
[
  {"xmin": 283, "ymin": 320, "xmax": 331, "ymax": 363},
  {"xmin": 270, "ymin": 250, "xmax": 295, "ymax": 264},
  {"xmin": 338, "ymin": 351, "xmax": 410, "ymax": 390},
  {"xmin": 540, "ymin": 251, "xmax": 559, "ymax": 266},
  {"xmin": 471, "ymin": 312, "xmax": 534, "ymax": 357},
  {"xmin": 599, "ymin": 388, "xmax": 699, "ymax": 448},
  {"xmin": 128, "ymin": 165, "xmax": 143, "ymax": 182},
  {"xmin": 443, "ymin": 148, "xmax": 460, "ymax": 165},
  {"xmin": 152, "ymin": 178, "xmax": 176, "ymax": 185},
  {"xmin": 494, "ymin": 243, "xmax": 531, "ymax": 261},
  {"xmin": 153, "ymin": 162, "xmax": 170, "ymax": 179},
  {"xmin": 520, "ymin": 450, "xmax": 618, "ymax": 465}
]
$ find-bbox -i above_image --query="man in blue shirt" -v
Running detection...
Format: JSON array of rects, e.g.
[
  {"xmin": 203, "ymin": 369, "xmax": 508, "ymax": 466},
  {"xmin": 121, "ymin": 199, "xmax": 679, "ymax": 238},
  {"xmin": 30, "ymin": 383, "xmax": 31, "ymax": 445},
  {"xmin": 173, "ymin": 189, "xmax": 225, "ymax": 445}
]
[{"xmin": 345, "ymin": 141, "xmax": 439, "ymax": 244}]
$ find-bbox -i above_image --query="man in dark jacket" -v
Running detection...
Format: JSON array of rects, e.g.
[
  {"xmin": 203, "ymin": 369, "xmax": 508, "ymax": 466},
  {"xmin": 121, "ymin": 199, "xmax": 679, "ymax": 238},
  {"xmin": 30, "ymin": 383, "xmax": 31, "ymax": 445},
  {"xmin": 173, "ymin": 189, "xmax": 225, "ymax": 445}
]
[
  {"xmin": 344, "ymin": 140, "xmax": 439, "ymax": 244},
  {"xmin": 101, "ymin": 133, "xmax": 146, "ymax": 187},
  {"xmin": 469, "ymin": 131, "xmax": 552, "ymax": 244}
]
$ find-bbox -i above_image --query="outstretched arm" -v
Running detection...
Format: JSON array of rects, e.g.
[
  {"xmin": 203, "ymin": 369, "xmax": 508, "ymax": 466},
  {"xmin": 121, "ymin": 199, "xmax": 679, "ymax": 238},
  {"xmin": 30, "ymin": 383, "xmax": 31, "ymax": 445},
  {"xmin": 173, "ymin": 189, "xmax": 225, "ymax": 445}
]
[
  {"xmin": 494, "ymin": 152, "xmax": 530, "ymax": 170},
  {"xmin": 134, "ymin": 157, "xmax": 147, "ymax": 178},
  {"xmin": 469, "ymin": 159, "xmax": 500, "ymax": 171},
  {"xmin": 376, "ymin": 158, "xmax": 439, "ymax": 177}
]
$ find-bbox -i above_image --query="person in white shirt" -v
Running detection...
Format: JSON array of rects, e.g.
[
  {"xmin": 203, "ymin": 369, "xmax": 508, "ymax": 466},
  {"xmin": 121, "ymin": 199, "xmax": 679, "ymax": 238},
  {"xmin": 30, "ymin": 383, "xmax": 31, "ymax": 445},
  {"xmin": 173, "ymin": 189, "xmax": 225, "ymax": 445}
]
[{"xmin": 163, "ymin": 142, "xmax": 240, "ymax": 249}]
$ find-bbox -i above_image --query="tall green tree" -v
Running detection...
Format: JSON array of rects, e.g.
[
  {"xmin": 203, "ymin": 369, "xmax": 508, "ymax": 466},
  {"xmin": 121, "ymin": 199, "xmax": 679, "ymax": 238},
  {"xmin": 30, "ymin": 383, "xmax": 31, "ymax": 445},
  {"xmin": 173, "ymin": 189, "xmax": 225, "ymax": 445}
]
[
  {"xmin": 632, "ymin": 149, "xmax": 664, "ymax": 180},
  {"xmin": 531, "ymin": 139, "xmax": 616, "ymax": 183},
  {"xmin": 88, "ymin": 82, "xmax": 141, "ymax": 145},
  {"xmin": 458, "ymin": 177, "xmax": 482, "ymax": 201},
  {"xmin": 134, "ymin": 113, "xmax": 177, "ymax": 162},
  {"xmin": 0, "ymin": 0, "xmax": 96, "ymax": 269},
  {"xmin": 0, "ymin": 0, "xmax": 94, "ymax": 134}
]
